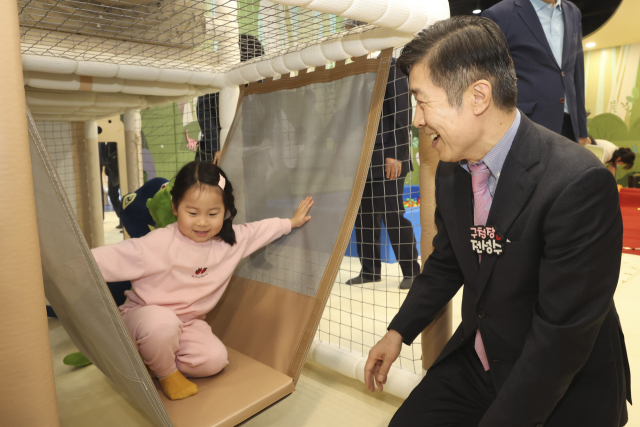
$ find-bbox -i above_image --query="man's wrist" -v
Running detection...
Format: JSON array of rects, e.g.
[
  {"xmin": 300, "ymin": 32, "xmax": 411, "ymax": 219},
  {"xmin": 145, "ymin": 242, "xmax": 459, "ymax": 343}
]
[{"xmin": 386, "ymin": 329, "xmax": 404, "ymax": 345}]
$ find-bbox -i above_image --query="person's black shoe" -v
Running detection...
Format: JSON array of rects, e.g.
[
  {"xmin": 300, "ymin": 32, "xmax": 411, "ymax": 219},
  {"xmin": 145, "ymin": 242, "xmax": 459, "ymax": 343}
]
[
  {"xmin": 345, "ymin": 275, "xmax": 381, "ymax": 285},
  {"xmin": 116, "ymin": 224, "xmax": 123, "ymax": 229},
  {"xmin": 399, "ymin": 277, "xmax": 413, "ymax": 290}
]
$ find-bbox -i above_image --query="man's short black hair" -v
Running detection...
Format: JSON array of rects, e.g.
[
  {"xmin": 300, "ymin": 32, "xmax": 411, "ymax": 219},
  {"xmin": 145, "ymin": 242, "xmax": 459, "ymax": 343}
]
[{"xmin": 397, "ymin": 16, "xmax": 517, "ymax": 111}]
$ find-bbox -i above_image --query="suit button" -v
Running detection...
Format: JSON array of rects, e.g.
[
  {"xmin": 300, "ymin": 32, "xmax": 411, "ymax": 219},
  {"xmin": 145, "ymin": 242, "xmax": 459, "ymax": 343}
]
[
  {"xmin": 560, "ymin": 97, "xmax": 565, "ymax": 104},
  {"xmin": 561, "ymin": 71, "xmax": 565, "ymax": 77},
  {"xmin": 477, "ymin": 310, "xmax": 486, "ymax": 319}
]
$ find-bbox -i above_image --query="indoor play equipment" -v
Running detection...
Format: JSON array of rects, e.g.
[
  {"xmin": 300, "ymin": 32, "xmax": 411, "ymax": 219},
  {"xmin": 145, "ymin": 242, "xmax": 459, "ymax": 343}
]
[
  {"xmin": 2, "ymin": 0, "xmax": 452, "ymax": 425},
  {"xmin": 29, "ymin": 50, "xmax": 393, "ymax": 427}
]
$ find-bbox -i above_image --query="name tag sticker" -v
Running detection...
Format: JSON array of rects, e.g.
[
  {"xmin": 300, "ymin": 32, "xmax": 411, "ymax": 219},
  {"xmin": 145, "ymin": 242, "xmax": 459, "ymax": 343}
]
[{"xmin": 470, "ymin": 226, "xmax": 504, "ymax": 256}]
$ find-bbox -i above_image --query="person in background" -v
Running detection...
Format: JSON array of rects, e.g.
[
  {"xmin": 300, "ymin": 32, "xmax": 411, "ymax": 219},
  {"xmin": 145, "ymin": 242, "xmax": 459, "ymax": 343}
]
[
  {"xmin": 99, "ymin": 141, "xmax": 122, "ymax": 230},
  {"xmin": 589, "ymin": 136, "xmax": 636, "ymax": 176},
  {"xmin": 483, "ymin": 0, "xmax": 590, "ymax": 145},
  {"xmin": 194, "ymin": 35, "xmax": 265, "ymax": 164},
  {"xmin": 195, "ymin": 93, "xmax": 221, "ymax": 164},
  {"xmin": 343, "ymin": 20, "xmax": 420, "ymax": 290}
]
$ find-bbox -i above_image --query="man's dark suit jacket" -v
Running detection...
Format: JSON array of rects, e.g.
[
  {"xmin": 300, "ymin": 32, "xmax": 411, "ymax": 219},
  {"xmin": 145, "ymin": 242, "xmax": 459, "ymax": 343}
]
[
  {"xmin": 483, "ymin": 0, "xmax": 588, "ymax": 142},
  {"xmin": 369, "ymin": 59, "xmax": 413, "ymax": 181},
  {"xmin": 388, "ymin": 114, "xmax": 631, "ymax": 425}
]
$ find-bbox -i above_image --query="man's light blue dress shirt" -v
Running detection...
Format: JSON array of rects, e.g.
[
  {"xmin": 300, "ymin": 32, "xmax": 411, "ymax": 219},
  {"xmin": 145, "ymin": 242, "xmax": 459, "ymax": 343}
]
[{"xmin": 530, "ymin": 0, "xmax": 569, "ymax": 114}]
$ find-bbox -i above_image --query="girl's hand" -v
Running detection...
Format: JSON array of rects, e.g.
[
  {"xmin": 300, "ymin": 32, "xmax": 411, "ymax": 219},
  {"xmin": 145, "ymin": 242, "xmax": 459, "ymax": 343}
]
[{"xmin": 290, "ymin": 197, "xmax": 314, "ymax": 229}]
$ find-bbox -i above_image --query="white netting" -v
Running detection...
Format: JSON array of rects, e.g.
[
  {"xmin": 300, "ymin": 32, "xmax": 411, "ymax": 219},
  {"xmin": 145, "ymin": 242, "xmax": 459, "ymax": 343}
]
[{"xmin": 19, "ymin": 0, "xmax": 370, "ymax": 72}]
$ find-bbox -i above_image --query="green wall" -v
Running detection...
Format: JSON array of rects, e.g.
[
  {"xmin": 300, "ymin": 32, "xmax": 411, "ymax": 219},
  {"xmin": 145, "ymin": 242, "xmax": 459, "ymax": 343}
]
[{"xmin": 141, "ymin": 103, "xmax": 201, "ymax": 181}]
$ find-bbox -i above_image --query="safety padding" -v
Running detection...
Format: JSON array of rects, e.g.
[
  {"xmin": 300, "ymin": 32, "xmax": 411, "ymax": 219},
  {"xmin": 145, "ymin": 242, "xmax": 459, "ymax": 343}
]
[{"xmin": 157, "ymin": 348, "xmax": 295, "ymax": 427}]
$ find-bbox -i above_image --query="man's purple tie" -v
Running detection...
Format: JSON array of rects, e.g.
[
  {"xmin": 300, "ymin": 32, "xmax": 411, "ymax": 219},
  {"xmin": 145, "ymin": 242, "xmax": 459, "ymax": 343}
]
[{"xmin": 469, "ymin": 163, "xmax": 491, "ymax": 371}]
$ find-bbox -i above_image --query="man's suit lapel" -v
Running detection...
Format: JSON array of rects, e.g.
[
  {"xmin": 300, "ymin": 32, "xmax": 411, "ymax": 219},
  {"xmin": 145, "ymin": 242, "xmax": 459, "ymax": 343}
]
[
  {"xmin": 476, "ymin": 115, "xmax": 540, "ymax": 299},
  {"xmin": 454, "ymin": 166, "xmax": 480, "ymax": 282},
  {"xmin": 561, "ymin": 3, "xmax": 574, "ymax": 69},
  {"xmin": 515, "ymin": 0, "xmax": 559, "ymax": 68}
]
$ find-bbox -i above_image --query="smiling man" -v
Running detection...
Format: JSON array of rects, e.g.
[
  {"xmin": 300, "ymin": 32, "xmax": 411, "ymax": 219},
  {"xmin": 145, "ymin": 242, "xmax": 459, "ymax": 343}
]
[{"xmin": 364, "ymin": 16, "xmax": 630, "ymax": 427}]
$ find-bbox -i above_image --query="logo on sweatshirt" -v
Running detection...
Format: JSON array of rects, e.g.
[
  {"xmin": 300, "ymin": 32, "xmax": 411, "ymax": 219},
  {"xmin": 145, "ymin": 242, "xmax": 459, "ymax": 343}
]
[{"xmin": 193, "ymin": 267, "xmax": 208, "ymax": 278}]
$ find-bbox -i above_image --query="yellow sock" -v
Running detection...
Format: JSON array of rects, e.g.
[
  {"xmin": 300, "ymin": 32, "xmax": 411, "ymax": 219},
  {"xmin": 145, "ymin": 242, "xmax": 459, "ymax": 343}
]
[{"xmin": 159, "ymin": 370, "xmax": 198, "ymax": 401}]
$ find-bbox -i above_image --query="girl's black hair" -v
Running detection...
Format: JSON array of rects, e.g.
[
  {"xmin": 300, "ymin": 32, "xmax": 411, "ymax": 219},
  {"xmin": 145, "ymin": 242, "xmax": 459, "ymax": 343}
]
[
  {"xmin": 611, "ymin": 147, "xmax": 636, "ymax": 170},
  {"xmin": 171, "ymin": 161, "xmax": 237, "ymax": 245}
]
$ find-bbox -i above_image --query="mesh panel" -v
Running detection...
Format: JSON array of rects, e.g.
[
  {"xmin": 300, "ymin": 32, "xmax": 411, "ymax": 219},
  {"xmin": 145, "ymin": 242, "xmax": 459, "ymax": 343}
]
[
  {"xmin": 223, "ymin": 72, "xmax": 377, "ymax": 296},
  {"xmin": 29, "ymin": 110, "xmax": 172, "ymax": 427}
]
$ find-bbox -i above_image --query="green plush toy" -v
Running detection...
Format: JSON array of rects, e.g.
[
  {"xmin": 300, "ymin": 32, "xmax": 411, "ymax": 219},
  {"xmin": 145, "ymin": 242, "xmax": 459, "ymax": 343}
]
[
  {"xmin": 146, "ymin": 179, "xmax": 178, "ymax": 228},
  {"xmin": 63, "ymin": 351, "xmax": 92, "ymax": 367}
]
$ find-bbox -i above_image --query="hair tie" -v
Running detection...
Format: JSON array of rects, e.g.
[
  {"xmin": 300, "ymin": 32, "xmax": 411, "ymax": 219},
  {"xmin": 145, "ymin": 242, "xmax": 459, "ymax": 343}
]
[{"xmin": 218, "ymin": 175, "xmax": 226, "ymax": 190}]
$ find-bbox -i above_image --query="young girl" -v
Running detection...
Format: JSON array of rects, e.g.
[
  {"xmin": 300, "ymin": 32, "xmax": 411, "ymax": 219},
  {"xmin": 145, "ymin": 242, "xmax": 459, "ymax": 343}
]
[{"xmin": 91, "ymin": 161, "xmax": 313, "ymax": 401}]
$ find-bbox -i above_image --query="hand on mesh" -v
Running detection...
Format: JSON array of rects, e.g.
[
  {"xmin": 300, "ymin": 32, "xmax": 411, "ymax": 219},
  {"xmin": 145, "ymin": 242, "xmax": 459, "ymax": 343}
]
[
  {"xmin": 385, "ymin": 157, "xmax": 402, "ymax": 180},
  {"xmin": 364, "ymin": 329, "xmax": 403, "ymax": 392},
  {"xmin": 289, "ymin": 197, "xmax": 314, "ymax": 229}
]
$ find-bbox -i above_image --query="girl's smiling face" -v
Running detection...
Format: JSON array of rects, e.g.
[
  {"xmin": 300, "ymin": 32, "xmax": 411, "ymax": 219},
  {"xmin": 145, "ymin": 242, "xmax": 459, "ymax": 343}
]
[{"xmin": 172, "ymin": 185, "xmax": 225, "ymax": 243}]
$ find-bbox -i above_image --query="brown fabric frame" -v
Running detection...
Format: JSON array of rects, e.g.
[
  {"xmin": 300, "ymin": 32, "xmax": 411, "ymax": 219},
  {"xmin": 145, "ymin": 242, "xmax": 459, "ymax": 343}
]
[
  {"xmin": 207, "ymin": 277, "xmax": 315, "ymax": 374},
  {"xmin": 217, "ymin": 49, "xmax": 393, "ymax": 384}
]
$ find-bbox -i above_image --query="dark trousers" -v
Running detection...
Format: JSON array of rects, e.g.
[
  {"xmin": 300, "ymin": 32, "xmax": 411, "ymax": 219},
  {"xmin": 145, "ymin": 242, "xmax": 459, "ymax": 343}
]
[
  {"xmin": 354, "ymin": 177, "xmax": 420, "ymax": 279},
  {"xmin": 561, "ymin": 113, "xmax": 576, "ymax": 142},
  {"xmin": 390, "ymin": 339, "xmax": 627, "ymax": 427},
  {"xmin": 390, "ymin": 340, "xmax": 495, "ymax": 427},
  {"xmin": 107, "ymin": 179, "xmax": 121, "ymax": 218},
  {"xmin": 195, "ymin": 93, "xmax": 220, "ymax": 162}
]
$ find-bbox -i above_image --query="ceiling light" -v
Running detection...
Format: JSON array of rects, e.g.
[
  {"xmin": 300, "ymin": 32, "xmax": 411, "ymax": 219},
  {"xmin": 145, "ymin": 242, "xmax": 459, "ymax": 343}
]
[
  {"xmin": 586, "ymin": 42, "xmax": 596, "ymax": 48},
  {"xmin": 473, "ymin": 9, "xmax": 481, "ymax": 14}
]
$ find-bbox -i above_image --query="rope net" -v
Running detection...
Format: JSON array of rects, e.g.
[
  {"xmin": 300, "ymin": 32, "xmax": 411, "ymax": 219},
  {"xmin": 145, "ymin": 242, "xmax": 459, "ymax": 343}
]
[{"xmin": 19, "ymin": 0, "xmax": 375, "ymax": 72}]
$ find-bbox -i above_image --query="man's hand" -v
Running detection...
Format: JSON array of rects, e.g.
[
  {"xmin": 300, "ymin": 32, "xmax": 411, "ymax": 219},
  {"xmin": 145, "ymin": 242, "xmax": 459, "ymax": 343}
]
[
  {"xmin": 578, "ymin": 137, "xmax": 590, "ymax": 146},
  {"xmin": 364, "ymin": 329, "xmax": 403, "ymax": 392},
  {"xmin": 385, "ymin": 158, "xmax": 402, "ymax": 180},
  {"xmin": 213, "ymin": 151, "xmax": 222, "ymax": 165}
]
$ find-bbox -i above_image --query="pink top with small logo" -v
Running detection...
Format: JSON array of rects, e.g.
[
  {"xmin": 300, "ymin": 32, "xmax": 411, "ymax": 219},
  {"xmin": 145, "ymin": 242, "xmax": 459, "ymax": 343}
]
[{"xmin": 91, "ymin": 218, "xmax": 292, "ymax": 321}]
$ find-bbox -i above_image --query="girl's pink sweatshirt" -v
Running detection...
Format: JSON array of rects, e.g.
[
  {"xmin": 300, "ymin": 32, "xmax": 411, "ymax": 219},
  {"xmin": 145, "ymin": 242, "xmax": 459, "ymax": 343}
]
[{"xmin": 91, "ymin": 218, "xmax": 291, "ymax": 321}]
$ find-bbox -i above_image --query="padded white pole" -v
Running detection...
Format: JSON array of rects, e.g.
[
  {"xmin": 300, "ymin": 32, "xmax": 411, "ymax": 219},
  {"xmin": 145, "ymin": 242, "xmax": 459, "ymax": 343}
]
[
  {"xmin": 271, "ymin": 0, "xmax": 450, "ymax": 33},
  {"xmin": 219, "ymin": 85, "xmax": 241, "ymax": 151},
  {"xmin": 84, "ymin": 119, "xmax": 105, "ymax": 248},
  {"xmin": 307, "ymin": 339, "xmax": 422, "ymax": 400},
  {"xmin": 124, "ymin": 110, "xmax": 143, "ymax": 190}
]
